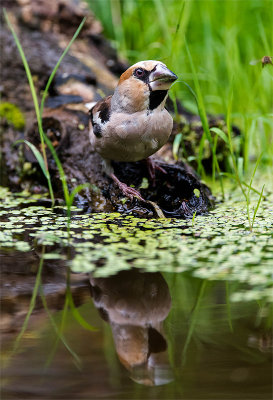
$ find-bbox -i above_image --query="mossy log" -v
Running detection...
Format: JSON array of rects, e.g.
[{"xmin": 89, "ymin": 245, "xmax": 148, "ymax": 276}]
[{"xmin": 0, "ymin": 0, "xmax": 221, "ymax": 217}]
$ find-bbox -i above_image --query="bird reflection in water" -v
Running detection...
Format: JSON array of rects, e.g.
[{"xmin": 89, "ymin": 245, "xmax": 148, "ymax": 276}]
[{"xmin": 89, "ymin": 269, "xmax": 173, "ymax": 386}]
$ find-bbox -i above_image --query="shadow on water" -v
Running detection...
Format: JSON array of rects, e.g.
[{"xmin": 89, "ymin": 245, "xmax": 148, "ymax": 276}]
[
  {"xmin": 1, "ymin": 265, "xmax": 272, "ymax": 399},
  {"xmin": 90, "ymin": 270, "xmax": 173, "ymax": 386}
]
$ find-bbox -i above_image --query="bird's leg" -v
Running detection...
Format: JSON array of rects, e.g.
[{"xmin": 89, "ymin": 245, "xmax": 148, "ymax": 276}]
[
  {"xmin": 110, "ymin": 173, "xmax": 145, "ymax": 201},
  {"xmin": 102, "ymin": 159, "xmax": 145, "ymax": 201},
  {"xmin": 146, "ymin": 157, "xmax": 167, "ymax": 187}
]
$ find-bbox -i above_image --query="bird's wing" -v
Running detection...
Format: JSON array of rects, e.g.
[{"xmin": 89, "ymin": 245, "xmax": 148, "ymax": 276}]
[{"xmin": 89, "ymin": 95, "xmax": 112, "ymax": 138}]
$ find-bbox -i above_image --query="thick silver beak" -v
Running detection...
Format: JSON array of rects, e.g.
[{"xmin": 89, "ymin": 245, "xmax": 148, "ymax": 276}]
[{"xmin": 149, "ymin": 64, "xmax": 177, "ymax": 91}]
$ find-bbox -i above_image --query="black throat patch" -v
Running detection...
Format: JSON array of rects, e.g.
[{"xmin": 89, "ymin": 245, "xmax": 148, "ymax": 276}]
[{"xmin": 149, "ymin": 90, "xmax": 168, "ymax": 111}]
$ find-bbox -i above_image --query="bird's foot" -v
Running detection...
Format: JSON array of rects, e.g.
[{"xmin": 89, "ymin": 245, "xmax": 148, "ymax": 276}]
[
  {"xmin": 146, "ymin": 157, "xmax": 167, "ymax": 187},
  {"xmin": 110, "ymin": 173, "xmax": 145, "ymax": 201},
  {"xmin": 110, "ymin": 172, "xmax": 165, "ymax": 217}
]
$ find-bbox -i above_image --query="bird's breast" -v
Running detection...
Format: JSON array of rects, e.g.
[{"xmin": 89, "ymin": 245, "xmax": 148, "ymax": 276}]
[{"xmin": 90, "ymin": 109, "xmax": 173, "ymax": 162}]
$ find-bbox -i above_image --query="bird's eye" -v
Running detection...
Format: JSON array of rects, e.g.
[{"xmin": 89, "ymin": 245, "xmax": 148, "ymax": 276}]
[{"xmin": 135, "ymin": 68, "xmax": 144, "ymax": 77}]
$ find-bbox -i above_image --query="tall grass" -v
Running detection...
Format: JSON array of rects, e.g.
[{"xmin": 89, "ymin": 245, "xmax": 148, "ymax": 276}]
[
  {"xmin": 88, "ymin": 0, "xmax": 272, "ymax": 175},
  {"xmin": 4, "ymin": 12, "xmax": 96, "ymax": 360},
  {"xmin": 12, "ymin": 246, "xmax": 45, "ymax": 353},
  {"xmin": 88, "ymin": 0, "xmax": 272, "ymax": 229},
  {"xmin": 4, "ymin": 10, "xmax": 88, "ymax": 230},
  {"xmin": 10, "ymin": 246, "xmax": 87, "ymax": 368},
  {"xmin": 4, "ymin": 10, "xmax": 54, "ymax": 203}
]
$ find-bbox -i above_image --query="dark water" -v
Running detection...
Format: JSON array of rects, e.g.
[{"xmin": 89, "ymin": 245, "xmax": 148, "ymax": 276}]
[
  {"xmin": 2, "ymin": 269, "xmax": 272, "ymax": 400},
  {"xmin": 1, "ymin": 188, "xmax": 272, "ymax": 399}
]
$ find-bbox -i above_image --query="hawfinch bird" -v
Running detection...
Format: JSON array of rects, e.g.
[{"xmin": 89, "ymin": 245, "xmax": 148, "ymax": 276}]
[{"xmin": 89, "ymin": 60, "xmax": 177, "ymax": 200}]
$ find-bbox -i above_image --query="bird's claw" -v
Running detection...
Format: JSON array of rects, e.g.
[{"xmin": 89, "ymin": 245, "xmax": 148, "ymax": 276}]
[
  {"xmin": 120, "ymin": 184, "xmax": 145, "ymax": 201},
  {"xmin": 110, "ymin": 173, "xmax": 145, "ymax": 201}
]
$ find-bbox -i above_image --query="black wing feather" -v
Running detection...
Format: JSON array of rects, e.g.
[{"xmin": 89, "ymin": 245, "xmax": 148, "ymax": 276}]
[{"xmin": 89, "ymin": 96, "xmax": 112, "ymax": 138}]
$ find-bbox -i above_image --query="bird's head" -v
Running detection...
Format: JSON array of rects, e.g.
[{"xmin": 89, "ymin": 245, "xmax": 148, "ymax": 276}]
[{"xmin": 112, "ymin": 60, "xmax": 178, "ymax": 113}]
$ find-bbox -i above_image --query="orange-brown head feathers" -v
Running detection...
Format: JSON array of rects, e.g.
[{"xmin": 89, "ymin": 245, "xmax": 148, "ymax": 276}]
[{"xmin": 112, "ymin": 60, "xmax": 177, "ymax": 113}]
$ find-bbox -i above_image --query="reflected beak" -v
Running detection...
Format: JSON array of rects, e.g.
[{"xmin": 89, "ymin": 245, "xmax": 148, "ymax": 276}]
[{"xmin": 149, "ymin": 64, "xmax": 178, "ymax": 91}]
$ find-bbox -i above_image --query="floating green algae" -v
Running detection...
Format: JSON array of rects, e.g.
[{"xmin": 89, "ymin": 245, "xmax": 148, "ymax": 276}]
[{"xmin": 0, "ymin": 186, "xmax": 272, "ymax": 302}]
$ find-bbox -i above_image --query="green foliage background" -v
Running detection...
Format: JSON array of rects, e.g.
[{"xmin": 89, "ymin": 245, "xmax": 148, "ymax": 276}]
[{"xmin": 88, "ymin": 0, "xmax": 273, "ymax": 172}]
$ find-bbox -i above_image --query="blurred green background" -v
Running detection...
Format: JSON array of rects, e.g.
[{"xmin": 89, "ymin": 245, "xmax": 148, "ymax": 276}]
[{"xmin": 87, "ymin": 0, "xmax": 273, "ymax": 174}]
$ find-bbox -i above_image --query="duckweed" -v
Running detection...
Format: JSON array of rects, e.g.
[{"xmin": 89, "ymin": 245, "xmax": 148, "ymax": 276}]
[{"xmin": 0, "ymin": 186, "xmax": 272, "ymax": 302}]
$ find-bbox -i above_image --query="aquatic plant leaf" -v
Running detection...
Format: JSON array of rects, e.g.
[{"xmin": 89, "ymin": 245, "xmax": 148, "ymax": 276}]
[
  {"xmin": 210, "ymin": 127, "xmax": 229, "ymax": 144},
  {"xmin": 15, "ymin": 140, "xmax": 48, "ymax": 179}
]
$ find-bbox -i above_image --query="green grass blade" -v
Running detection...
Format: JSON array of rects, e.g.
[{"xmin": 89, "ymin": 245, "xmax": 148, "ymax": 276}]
[
  {"xmin": 4, "ymin": 9, "xmax": 43, "ymax": 141},
  {"xmin": 210, "ymin": 127, "xmax": 229, "ymax": 145},
  {"xmin": 225, "ymin": 82, "xmax": 249, "ymax": 207},
  {"xmin": 184, "ymin": 39, "xmax": 212, "ymax": 145},
  {"xmin": 12, "ymin": 247, "xmax": 44, "ymax": 353},
  {"xmin": 247, "ymin": 153, "xmax": 263, "ymax": 198},
  {"xmin": 39, "ymin": 285, "xmax": 82, "ymax": 369},
  {"xmin": 246, "ymin": 152, "xmax": 263, "ymax": 230},
  {"xmin": 212, "ymin": 135, "xmax": 217, "ymax": 183},
  {"xmin": 15, "ymin": 139, "xmax": 48, "ymax": 179},
  {"xmin": 221, "ymin": 172, "xmax": 266, "ymax": 199},
  {"xmin": 173, "ymin": 133, "xmax": 183, "ymax": 161},
  {"xmin": 68, "ymin": 290, "xmax": 98, "ymax": 332},
  {"xmin": 40, "ymin": 19, "xmax": 87, "ymax": 206},
  {"xmin": 45, "ymin": 294, "xmax": 70, "ymax": 369},
  {"xmin": 4, "ymin": 9, "xmax": 54, "ymax": 204},
  {"xmin": 42, "ymin": 134, "xmax": 70, "ymax": 204},
  {"xmin": 257, "ymin": 14, "xmax": 271, "ymax": 55},
  {"xmin": 252, "ymin": 184, "xmax": 265, "ymax": 229},
  {"xmin": 110, "ymin": 0, "xmax": 127, "ymax": 57},
  {"xmin": 178, "ymin": 80, "xmax": 206, "ymax": 175},
  {"xmin": 182, "ymin": 280, "xmax": 207, "ymax": 364},
  {"xmin": 5, "ymin": 10, "xmax": 87, "ymax": 209},
  {"xmin": 68, "ymin": 184, "xmax": 91, "ymax": 208},
  {"xmin": 40, "ymin": 17, "xmax": 86, "ymax": 116},
  {"xmin": 197, "ymin": 134, "xmax": 206, "ymax": 177},
  {"xmin": 191, "ymin": 211, "xmax": 197, "ymax": 226},
  {"xmin": 66, "ymin": 270, "xmax": 97, "ymax": 332},
  {"xmin": 181, "ymin": 41, "xmax": 214, "ymax": 176},
  {"xmin": 152, "ymin": 0, "xmax": 172, "ymax": 45}
]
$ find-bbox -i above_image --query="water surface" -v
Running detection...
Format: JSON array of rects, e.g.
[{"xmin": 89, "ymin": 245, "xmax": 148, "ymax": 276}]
[{"xmin": 1, "ymin": 186, "xmax": 272, "ymax": 399}]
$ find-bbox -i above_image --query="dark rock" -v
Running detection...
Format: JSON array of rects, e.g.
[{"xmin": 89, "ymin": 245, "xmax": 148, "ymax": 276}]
[{"xmin": 111, "ymin": 161, "xmax": 214, "ymax": 218}]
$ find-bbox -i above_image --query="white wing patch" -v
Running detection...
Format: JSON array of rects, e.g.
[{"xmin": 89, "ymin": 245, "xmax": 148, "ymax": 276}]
[{"xmin": 93, "ymin": 111, "xmax": 103, "ymax": 125}]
